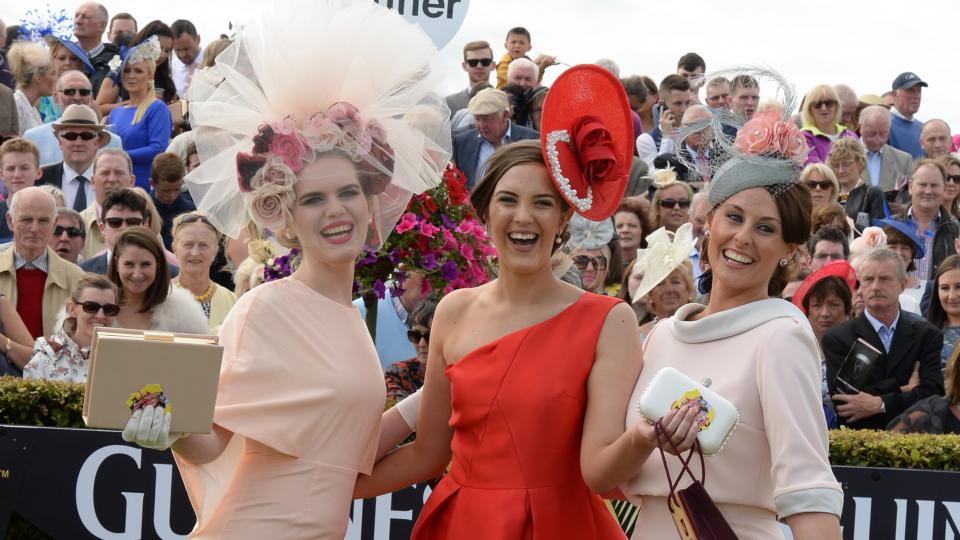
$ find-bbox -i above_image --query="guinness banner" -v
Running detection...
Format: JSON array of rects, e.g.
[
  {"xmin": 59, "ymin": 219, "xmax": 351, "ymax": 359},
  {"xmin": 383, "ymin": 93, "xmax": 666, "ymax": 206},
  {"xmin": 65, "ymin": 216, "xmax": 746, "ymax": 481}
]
[{"xmin": 1, "ymin": 426, "xmax": 958, "ymax": 539}]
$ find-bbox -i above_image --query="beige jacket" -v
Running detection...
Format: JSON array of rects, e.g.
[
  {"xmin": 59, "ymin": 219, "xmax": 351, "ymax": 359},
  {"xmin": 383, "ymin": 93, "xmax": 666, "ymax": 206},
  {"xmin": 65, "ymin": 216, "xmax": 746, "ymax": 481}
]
[
  {"xmin": 80, "ymin": 205, "xmax": 105, "ymax": 261},
  {"xmin": 0, "ymin": 246, "xmax": 85, "ymax": 336}
]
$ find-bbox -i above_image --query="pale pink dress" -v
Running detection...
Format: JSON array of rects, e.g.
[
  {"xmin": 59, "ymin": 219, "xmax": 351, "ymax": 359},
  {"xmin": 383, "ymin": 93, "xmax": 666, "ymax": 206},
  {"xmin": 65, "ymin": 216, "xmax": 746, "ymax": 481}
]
[
  {"xmin": 173, "ymin": 277, "xmax": 385, "ymax": 539},
  {"xmin": 622, "ymin": 299, "xmax": 843, "ymax": 539}
]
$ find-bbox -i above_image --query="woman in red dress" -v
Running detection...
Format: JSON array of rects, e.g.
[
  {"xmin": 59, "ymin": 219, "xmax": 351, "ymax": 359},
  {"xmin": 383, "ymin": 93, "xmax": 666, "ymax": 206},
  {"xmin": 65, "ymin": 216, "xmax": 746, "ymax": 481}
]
[{"xmin": 355, "ymin": 66, "xmax": 701, "ymax": 539}]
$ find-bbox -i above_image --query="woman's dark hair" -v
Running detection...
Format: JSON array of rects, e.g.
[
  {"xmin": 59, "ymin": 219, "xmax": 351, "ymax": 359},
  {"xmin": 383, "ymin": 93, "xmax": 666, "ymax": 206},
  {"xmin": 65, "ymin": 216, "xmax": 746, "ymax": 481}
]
[
  {"xmin": 500, "ymin": 83, "xmax": 530, "ymax": 126},
  {"xmin": 108, "ymin": 227, "xmax": 170, "ymax": 313},
  {"xmin": 470, "ymin": 140, "xmax": 570, "ymax": 253},
  {"xmin": 127, "ymin": 21, "xmax": 177, "ymax": 102},
  {"xmin": 810, "ymin": 203, "xmax": 851, "ymax": 238},
  {"xmin": 605, "ymin": 230, "xmax": 623, "ymax": 287},
  {"xmin": 926, "ymin": 255, "xmax": 960, "ymax": 329},
  {"xmin": 801, "ymin": 275, "xmax": 853, "ymax": 315},
  {"xmin": 883, "ymin": 226, "xmax": 918, "ymax": 272},
  {"xmin": 408, "ymin": 292, "xmax": 441, "ymax": 330},
  {"xmin": 699, "ymin": 183, "xmax": 812, "ymax": 297}
]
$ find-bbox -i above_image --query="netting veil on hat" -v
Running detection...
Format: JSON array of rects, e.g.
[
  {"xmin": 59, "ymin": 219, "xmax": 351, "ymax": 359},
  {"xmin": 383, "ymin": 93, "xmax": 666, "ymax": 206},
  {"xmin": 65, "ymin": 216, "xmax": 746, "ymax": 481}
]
[
  {"xmin": 674, "ymin": 66, "xmax": 809, "ymax": 208},
  {"xmin": 184, "ymin": 0, "xmax": 451, "ymax": 245}
]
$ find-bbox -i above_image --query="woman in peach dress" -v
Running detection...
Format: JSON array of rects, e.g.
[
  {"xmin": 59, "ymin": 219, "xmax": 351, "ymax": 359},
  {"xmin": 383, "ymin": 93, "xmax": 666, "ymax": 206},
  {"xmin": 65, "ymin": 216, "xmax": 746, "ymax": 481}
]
[{"xmin": 120, "ymin": 1, "xmax": 450, "ymax": 537}]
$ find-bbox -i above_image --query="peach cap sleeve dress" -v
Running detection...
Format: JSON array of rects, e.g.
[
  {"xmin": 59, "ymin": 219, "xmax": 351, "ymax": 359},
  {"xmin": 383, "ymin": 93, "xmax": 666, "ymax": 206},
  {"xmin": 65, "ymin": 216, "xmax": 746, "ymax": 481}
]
[
  {"xmin": 173, "ymin": 277, "xmax": 385, "ymax": 539},
  {"xmin": 622, "ymin": 299, "xmax": 843, "ymax": 539}
]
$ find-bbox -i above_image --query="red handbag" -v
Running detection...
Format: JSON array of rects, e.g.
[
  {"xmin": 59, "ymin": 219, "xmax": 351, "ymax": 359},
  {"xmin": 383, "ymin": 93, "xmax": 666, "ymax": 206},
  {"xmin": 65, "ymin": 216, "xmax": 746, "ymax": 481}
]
[{"xmin": 655, "ymin": 420, "xmax": 738, "ymax": 540}]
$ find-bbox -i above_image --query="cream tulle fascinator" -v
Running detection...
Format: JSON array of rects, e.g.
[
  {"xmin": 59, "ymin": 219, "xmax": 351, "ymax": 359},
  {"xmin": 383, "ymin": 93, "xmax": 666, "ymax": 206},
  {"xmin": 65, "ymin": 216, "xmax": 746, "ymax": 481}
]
[
  {"xmin": 107, "ymin": 35, "xmax": 162, "ymax": 83},
  {"xmin": 674, "ymin": 66, "xmax": 809, "ymax": 209},
  {"xmin": 631, "ymin": 223, "xmax": 695, "ymax": 303},
  {"xmin": 566, "ymin": 214, "xmax": 615, "ymax": 251},
  {"xmin": 184, "ymin": 0, "xmax": 451, "ymax": 247}
]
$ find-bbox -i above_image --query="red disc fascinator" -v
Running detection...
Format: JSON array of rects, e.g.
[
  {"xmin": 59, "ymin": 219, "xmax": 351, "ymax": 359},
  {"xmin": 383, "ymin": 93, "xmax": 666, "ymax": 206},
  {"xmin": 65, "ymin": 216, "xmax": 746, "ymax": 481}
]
[
  {"xmin": 791, "ymin": 260, "xmax": 857, "ymax": 314},
  {"xmin": 540, "ymin": 65, "xmax": 632, "ymax": 221}
]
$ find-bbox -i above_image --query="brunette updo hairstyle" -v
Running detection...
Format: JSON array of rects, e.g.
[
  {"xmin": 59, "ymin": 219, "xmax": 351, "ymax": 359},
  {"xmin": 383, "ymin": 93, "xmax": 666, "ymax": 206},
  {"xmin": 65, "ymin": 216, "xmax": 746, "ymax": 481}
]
[
  {"xmin": 470, "ymin": 140, "xmax": 570, "ymax": 253},
  {"xmin": 700, "ymin": 182, "xmax": 812, "ymax": 297}
]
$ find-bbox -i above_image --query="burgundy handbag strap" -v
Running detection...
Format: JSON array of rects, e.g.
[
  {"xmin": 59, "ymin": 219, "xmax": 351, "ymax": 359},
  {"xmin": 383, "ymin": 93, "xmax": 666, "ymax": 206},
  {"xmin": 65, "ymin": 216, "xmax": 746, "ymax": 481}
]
[{"xmin": 654, "ymin": 419, "xmax": 706, "ymax": 497}]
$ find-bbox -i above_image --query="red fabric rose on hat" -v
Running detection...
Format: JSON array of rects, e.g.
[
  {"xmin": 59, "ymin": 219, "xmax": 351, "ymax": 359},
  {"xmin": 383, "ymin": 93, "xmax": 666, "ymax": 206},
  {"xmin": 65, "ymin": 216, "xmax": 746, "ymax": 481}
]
[{"xmin": 572, "ymin": 116, "xmax": 617, "ymax": 183}]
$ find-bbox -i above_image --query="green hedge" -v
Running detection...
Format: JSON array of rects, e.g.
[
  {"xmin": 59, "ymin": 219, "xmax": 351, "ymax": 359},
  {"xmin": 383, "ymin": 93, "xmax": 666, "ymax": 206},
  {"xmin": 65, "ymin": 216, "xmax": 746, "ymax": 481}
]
[
  {"xmin": 828, "ymin": 427, "xmax": 960, "ymax": 471},
  {"xmin": 3, "ymin": 377, "xmax": 960, "ymax": 470}
]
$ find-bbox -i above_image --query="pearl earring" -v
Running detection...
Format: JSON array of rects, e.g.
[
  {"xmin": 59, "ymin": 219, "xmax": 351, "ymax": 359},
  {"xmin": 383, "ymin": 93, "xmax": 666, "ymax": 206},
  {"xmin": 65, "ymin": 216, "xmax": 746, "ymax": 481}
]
[
  {"xmin": 704, "ymin": 230, "xmax": 711, "ymax": 238},
  {"xmin": 779, "ymin": 259, "xmax": 789, "ymax": 267}
]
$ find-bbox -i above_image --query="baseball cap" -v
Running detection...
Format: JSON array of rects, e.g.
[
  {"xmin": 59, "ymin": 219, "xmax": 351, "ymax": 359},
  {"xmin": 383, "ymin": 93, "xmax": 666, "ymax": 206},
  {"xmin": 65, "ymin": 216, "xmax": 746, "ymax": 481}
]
[{"xmin": 891, "ymin": 72, "xmax": 928, "ymax": 91}]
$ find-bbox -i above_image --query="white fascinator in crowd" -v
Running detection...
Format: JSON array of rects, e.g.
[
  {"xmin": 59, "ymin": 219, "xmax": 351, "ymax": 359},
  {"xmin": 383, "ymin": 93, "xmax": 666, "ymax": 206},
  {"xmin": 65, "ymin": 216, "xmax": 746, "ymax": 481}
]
[
  {"xmin": 184, "ymin": 0, "xmax": 452, "ymax": 247},
  {"xmin": 631, "ymin": 223, "xmax": 695, "ymax": 302}
]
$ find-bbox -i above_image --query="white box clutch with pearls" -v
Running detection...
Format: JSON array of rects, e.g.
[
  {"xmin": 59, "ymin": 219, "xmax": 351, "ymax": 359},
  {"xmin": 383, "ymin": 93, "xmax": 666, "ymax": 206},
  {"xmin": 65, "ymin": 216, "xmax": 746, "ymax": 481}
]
[{"xmin": 637, "ymin": 367, "xmax": 740, "ymax": 455}]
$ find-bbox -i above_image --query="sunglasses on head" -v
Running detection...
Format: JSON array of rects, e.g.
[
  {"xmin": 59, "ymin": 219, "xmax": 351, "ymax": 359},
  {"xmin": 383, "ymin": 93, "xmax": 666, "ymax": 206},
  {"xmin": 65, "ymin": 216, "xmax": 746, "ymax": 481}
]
[
  {"xmin": 61, "ymin": 88, "xmax": 92, "ymax": 97},
  {"xmin": 407, "ymin": 329, "xmax": 430, "ymax": 344},
  {"xmin": 53, "ymin": 226, "xmax": 83, "ymax": 238},
  {"xmin": 103, "ymin": 217, "xmax": 144, "ymax": 228},
  {"xmin": 80, "ymin": 300, "xmax": 120, "ymax": 316},
  {"xmin": 573, "ymin": 254, "xmax": 608, "ymax": 271},
  {"xmin": 813, "ymin": 100, "xmax": 838, "ymax": 109},
  {"xmin": 805, "ymin": 180, "xmax": 833, "ymax": 191},
  {"xmin": 465, "ymin": 58, "xmax": 493, "ymax": 68},
  {"xmin": 179, "ymin": 213, "xmax": 218, "ymax": 230},
  {"xmin": 59, "ymin": 131, "xmax": 98, "ymax": 141},
  {"xmin": 947, "ymin": 175, "xmax": 960, "ymax": 184},
  {"xmin": 659, "ymin": 198, "xmax": 691, "ymax": 209}
]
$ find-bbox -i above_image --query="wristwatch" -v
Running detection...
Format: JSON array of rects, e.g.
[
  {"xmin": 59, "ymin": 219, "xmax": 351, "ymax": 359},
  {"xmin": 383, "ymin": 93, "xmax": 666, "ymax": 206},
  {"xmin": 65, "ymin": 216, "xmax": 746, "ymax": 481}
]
[
  {"xmin": 879, "ymin": 400, "xmax": 886, "ymax": 415},
  {"xmin": 3, "ymin": 337, "xmax": 11, "ymax": 354}
]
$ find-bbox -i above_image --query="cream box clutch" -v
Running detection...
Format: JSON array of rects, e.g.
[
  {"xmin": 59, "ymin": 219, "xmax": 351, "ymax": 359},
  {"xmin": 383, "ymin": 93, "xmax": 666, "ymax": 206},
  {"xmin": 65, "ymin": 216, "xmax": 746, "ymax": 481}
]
[
  {"xmin": 83, "ymin": 328, "xmax": 223, "ymax": 434},
  {"xmin": 637, "ymin": 367, "xmax": 740, "ymax": 455}
]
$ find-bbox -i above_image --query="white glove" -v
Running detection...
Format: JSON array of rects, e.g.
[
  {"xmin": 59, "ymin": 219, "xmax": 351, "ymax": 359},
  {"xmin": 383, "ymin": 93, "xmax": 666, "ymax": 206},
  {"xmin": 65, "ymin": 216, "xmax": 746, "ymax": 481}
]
[{"xmin": 121, "ymin": 405, "xmax": 180, "ymax": 451}]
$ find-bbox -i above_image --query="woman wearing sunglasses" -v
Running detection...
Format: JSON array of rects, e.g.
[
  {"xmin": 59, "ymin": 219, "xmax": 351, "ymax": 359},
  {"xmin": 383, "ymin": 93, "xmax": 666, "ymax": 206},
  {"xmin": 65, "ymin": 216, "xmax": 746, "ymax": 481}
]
[
  {"xmin": 107, "ymin": 227, "xmax": 208, "ymax": 334},
  {"xmin": 23, "ymin": 274, "xmax": 119, "ymax": 383},
  {"xmin": 939, "ymin": 156, "xmax": 960, "ymax": 219},
  {"xmin": 171, "ymin": 212, "xmax": 236, "ymax": 329},
  {"xmin": 650, "ymin": 175, "xmax": 693, "ymax": 233},
  {"xmin": 827, "ymin": 137, "xmax": 887, "ymax": 225},
  {"xmin": 800, "ymin": 84, "xmax": 857, "ymax": 164},
  {"xmin": 567, "ymin": 215, "xmax": 614, "ymax": 295}
]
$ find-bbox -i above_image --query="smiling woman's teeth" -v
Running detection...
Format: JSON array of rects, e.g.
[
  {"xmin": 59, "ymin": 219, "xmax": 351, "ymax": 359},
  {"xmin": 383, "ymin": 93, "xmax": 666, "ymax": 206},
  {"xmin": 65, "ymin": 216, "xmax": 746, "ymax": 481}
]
[
  {"xmin": 322, "ymin": 225, "xmax": 352, "ymax": 237},
  {"xmin": 723, "ymin": 250, "xmax": 753, "ymax": 264}
]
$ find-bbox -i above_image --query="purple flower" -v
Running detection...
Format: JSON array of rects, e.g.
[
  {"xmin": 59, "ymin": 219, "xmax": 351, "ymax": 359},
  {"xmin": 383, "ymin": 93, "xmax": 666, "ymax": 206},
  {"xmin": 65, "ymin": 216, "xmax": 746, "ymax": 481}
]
[
  {"xmin": 373, "ymin": 279, "xmax": 386, "ymax": 299},
  {"xmin": 388, "ymin": 249, "xmax": 401, "ymax": 264},
  {"xmin": 441, "ymin": 214, "xmax": 456, "ymax": 230},
  {"xmin": 422, "ymin": 253, "xmax": 437, "ymax": 270},
  {"xmin": 440, "ymin": 260, "xmax": 458, "ymax": 281}
]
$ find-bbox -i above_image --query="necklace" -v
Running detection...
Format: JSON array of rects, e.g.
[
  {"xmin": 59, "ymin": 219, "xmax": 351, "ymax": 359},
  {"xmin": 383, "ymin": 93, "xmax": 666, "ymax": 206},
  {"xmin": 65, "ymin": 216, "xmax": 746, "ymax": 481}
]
[{"xmin": 175, "ymin": 279, "xmax": 215, "ymax": 303}]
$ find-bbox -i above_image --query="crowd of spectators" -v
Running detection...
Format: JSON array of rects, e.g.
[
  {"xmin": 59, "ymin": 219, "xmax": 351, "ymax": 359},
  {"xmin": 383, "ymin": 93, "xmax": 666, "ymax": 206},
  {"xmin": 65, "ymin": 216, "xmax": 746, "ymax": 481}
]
[{"xmin": 0, "ymin": 5, "xmax": 956, "ymax": 440}]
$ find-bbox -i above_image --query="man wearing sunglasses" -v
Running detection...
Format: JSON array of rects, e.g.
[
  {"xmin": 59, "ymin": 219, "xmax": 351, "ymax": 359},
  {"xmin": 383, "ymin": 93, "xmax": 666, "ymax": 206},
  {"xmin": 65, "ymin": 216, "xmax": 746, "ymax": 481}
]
[
  {"xmin": 80, "ymin": 188, "xmax": 179, "ymax": 278},
  {"xmin": 22, "ymin": 71, "xmax": 122, "ymax": 167},
  {"xmin": 48, "ymin": 208, "xmax": 86, "ymax": 264},
  {"xmin": 445, "ymin": 41, "xmax": 496, "ymax": 117},
  {"xmin": 37, "ymin": 104, "xmax": 106, "ymax": 213}
]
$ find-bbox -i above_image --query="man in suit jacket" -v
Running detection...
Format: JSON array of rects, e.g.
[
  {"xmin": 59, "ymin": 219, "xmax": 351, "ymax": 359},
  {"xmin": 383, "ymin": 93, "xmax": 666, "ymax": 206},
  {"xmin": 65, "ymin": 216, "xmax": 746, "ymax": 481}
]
[
  {"xmin": 37, "ymin": 104, "xmax": 106, "ymax": 212},
  {"xmin": 445, "ymin": 40, "xmax": 496, "ymax": 118},
  {"xmin": 860, "ymin": 105, "xmax": 913, "ymax": 192},
  {"xmin": 824, "ymin": 248, "xmax": 944, "ymax": 430},
  {"xmin": 452, "ymin": 88, "xmax": 538, "ymax": 190}
]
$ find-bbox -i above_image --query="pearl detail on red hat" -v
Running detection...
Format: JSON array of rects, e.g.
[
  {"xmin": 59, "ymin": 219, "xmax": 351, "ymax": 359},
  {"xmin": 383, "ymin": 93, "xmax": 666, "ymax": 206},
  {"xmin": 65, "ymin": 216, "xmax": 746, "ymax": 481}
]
[{"xmin": 546, "ymin": 129, "xmax": 593, "ymax": 213}]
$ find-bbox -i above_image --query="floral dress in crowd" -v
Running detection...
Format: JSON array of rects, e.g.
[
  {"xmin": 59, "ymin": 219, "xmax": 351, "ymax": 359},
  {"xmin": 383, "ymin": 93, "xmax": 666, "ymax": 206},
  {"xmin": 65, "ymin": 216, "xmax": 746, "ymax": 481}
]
[
  {"xmin": 384, "ymin": 358, "xmax": 425, "ymax": 401},
  {"xmin": 941, "ymin": 326, "xmax": 960, "ymax": 369},
  {"xmin": 22, "ymin": 329, "xmax": 91, "ymax": 383}
]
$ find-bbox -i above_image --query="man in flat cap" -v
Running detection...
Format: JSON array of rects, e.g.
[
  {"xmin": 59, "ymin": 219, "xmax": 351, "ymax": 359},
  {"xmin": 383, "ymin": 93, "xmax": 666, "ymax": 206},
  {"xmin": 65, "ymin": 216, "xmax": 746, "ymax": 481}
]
[{"xmin": 452, "ymin": 88, "xmax": 538, "ymax": 189}]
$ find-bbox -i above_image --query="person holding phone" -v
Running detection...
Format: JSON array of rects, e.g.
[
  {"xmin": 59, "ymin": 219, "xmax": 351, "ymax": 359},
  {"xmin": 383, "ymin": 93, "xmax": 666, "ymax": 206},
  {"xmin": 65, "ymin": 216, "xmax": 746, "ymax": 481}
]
[{"xmin": 635, "ymin": 75, "xmax": 694, "ymax": 170}]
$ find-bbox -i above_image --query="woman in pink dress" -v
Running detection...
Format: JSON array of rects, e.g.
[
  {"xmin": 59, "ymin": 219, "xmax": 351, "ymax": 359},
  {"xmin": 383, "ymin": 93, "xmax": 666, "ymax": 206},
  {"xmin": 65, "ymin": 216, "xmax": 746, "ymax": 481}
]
[
  {"xmin": 355, "ymin": 66, "xmax": 703, "ymax": 539},
  {"xmin": 612, "ymin": 68, "xmax": 844, "ymax": 539},
  {"xmin": 120, "ymin": 1, "xmax": 451, "ymax": 537}
]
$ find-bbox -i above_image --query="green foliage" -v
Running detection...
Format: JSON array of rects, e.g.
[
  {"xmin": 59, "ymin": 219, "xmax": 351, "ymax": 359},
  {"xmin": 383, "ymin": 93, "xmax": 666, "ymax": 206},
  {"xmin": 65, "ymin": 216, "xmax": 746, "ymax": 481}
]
[
  {"xmin": 829, "ymin": 427, "xmax": 960, "ymax": 471},
  {"xmin": 0, "ymin": 376, "xmax": 86, "ymax": 428}
]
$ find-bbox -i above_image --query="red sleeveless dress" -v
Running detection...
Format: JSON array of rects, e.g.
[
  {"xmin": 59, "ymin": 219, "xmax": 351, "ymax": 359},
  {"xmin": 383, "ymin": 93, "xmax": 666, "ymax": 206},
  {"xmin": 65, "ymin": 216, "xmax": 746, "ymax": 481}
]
[{"xmin": 411, "ymin": 293, "xmax": 628, "ymax": 540}]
